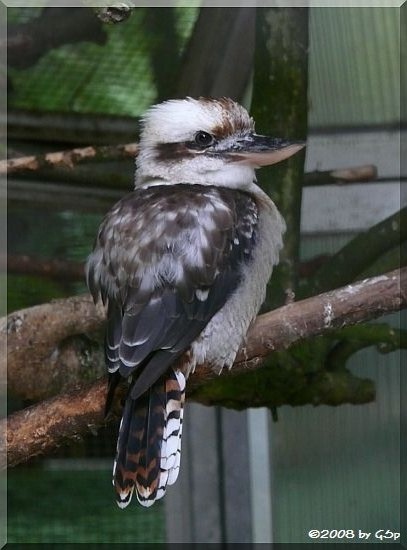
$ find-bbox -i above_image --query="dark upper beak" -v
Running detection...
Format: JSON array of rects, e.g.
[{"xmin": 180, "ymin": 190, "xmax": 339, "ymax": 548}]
[{"xmin": 227, "ymin": 134, "xmax": 305, "ymax": 167}]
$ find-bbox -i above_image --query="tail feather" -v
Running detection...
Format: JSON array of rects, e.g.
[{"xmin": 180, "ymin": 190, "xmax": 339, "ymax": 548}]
[
  {"xmin": 157, "ymin": 370, "xmax": 185, "ymax": 498},
  {"xmin": 112, "ymin": 368, "xmax": 185, "ymax": 508},
  {"xmin": 112, "ymin": 396, "xmax": 137, "ymax": 507}
]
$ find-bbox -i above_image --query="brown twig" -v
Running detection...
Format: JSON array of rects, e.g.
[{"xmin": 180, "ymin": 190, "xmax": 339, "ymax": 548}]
[
  {"xmin": 2, "ymin": 268, "xmax": 406, "ymax": 468},
  {"xmin": 2, "ymin": 143, "xmax": 139, "ymax": 175},
  {"xmin": 303, "ymin": 164, "xmax": 378, "ymax": 186}
]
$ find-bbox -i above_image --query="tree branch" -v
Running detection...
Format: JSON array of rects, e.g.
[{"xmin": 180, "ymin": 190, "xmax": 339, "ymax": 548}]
[
  {"xmin": 300, "ymin": 207, "xmax": 407, "ymax": 297},
  {"xmin": 3, "ymin": 296, "xmax": 105, "ymax": 402},
  {"xmin": 2, "ymin": 143, "xmax": 139, "ymax": 175},
  {"xmin": 324, "ymin": 324, "xmax": 407, "ymax": 371},
  {"xmin": 3, "ymin": 379, "xmax": 107, "ymax": 470},
  {"xmin": 303, "ymin": 164, "xmax": 377, "ymax": 186},
  {"xmin": 2, "ymin": 268, "xmax": 406, "ymax": 468}
]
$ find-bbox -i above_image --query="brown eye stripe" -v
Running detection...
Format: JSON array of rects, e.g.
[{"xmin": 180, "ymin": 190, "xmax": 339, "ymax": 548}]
[{"xmin": 154, "ymin": 142, "xmax": 195, "ymax": 162}]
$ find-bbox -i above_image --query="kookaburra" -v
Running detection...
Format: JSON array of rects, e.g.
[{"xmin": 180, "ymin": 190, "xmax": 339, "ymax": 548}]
[{"xmin": 86, "ymin": 97, "xmax": 304, "ymax": 508}]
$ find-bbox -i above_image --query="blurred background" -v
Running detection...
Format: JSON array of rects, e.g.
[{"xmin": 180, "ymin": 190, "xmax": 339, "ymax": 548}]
[{"xmin": 3, "ymin": 4, "xmax": 404, "ymax": 544}]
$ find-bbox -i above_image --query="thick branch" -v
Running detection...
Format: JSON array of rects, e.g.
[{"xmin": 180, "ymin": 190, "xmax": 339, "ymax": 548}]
[
  {"xmin": 3, "ymin": 379, "xmax": 107, "ymax": 470},
  {"xmin": 195, "ymin": 268, "xmax": 406, "ymax": 388},
  {"xmin": 3, "ymin": 296, "xmax": 106, "ymax": 402},
  {"xmin": 3, "ymin": 268, "xmax": 406, "ymax": 468}
]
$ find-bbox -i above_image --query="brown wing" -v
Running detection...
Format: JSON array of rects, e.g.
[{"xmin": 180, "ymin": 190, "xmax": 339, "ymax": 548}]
[{"xmin": 86, "ymin": 183, "xmax": 258, "ymax": 398}]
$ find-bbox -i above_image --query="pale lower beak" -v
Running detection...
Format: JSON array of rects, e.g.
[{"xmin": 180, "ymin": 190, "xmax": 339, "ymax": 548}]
[{"xmin": 228, "ymin": 134, "xmax": 305, "ymax": 167}]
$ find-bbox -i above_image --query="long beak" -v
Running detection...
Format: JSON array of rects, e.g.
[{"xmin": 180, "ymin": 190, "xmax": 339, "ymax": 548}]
[{"xmin": 228, "ymin": 134, "xmax": 305, "ymax": 167}]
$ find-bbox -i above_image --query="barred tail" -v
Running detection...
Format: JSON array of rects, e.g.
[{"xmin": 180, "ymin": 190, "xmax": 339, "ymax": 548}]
[{"xmin": 112, "ymin": 368, "xmax": 185, "ymax": 508}]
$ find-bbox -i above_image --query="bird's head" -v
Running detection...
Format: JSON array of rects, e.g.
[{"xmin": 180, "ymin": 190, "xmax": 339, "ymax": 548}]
[{"xmin": 135, "ymin": 97, "xmax": 304, "ymax": 190}]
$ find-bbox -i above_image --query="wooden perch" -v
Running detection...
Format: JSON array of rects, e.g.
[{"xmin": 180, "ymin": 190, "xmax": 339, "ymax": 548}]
[
  {"xmin": 2, "ymin": 267, "xmax": 406, "ymax": 469},
  {"xmin": 3, "ymin": 296, "xmax": 106, "ymax": 402}
]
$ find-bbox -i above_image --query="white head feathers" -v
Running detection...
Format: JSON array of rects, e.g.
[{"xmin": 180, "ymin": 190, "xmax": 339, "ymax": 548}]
[
  {"xmin": 139, "ymin": 97, "xmax": 254, "ymax": 146},
  {"xmin": 135, "ymin": 97, "xmax": 257, "ymax": 190}
]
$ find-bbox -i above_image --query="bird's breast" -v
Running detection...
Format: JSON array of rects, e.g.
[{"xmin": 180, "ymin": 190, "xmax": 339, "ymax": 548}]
[{"xmin": 189, "ymin": 196, "xmax": 286, "ymax": 374}]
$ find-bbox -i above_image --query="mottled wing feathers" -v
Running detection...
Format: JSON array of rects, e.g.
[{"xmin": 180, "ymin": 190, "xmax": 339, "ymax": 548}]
[{"xmin": 87, "ymin": 184, "xmax": 259, "ymax": 388}]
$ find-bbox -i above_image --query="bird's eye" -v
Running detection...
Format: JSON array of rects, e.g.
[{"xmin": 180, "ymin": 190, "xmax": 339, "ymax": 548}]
[{"xmin": 194, "ymin": 131, "xmax": 214, "ymax": 147}]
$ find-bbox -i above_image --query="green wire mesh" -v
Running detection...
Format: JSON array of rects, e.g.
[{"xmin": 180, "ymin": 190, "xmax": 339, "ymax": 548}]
[{"xmin": 8, "ymin": 7, "xmax": 198, "ymax": 117}]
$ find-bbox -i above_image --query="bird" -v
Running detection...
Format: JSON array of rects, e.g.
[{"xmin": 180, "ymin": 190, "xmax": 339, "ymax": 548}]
[{"xmin": 86, "ymin": 97, "xmax": 304, "ymax": 508}]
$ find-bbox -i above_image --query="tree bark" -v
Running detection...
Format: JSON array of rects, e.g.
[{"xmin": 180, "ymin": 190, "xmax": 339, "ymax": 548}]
[
  {"xmin": 251, "ymin": 8, "xmax": 309, "ymax": 308},
  {"xmin": 4, "ymin": 296, "xmax": 105, "ymax": 402},
  {"xmin": 3, "ymin": 268, "xmax": 406, "ymax": 469}
]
